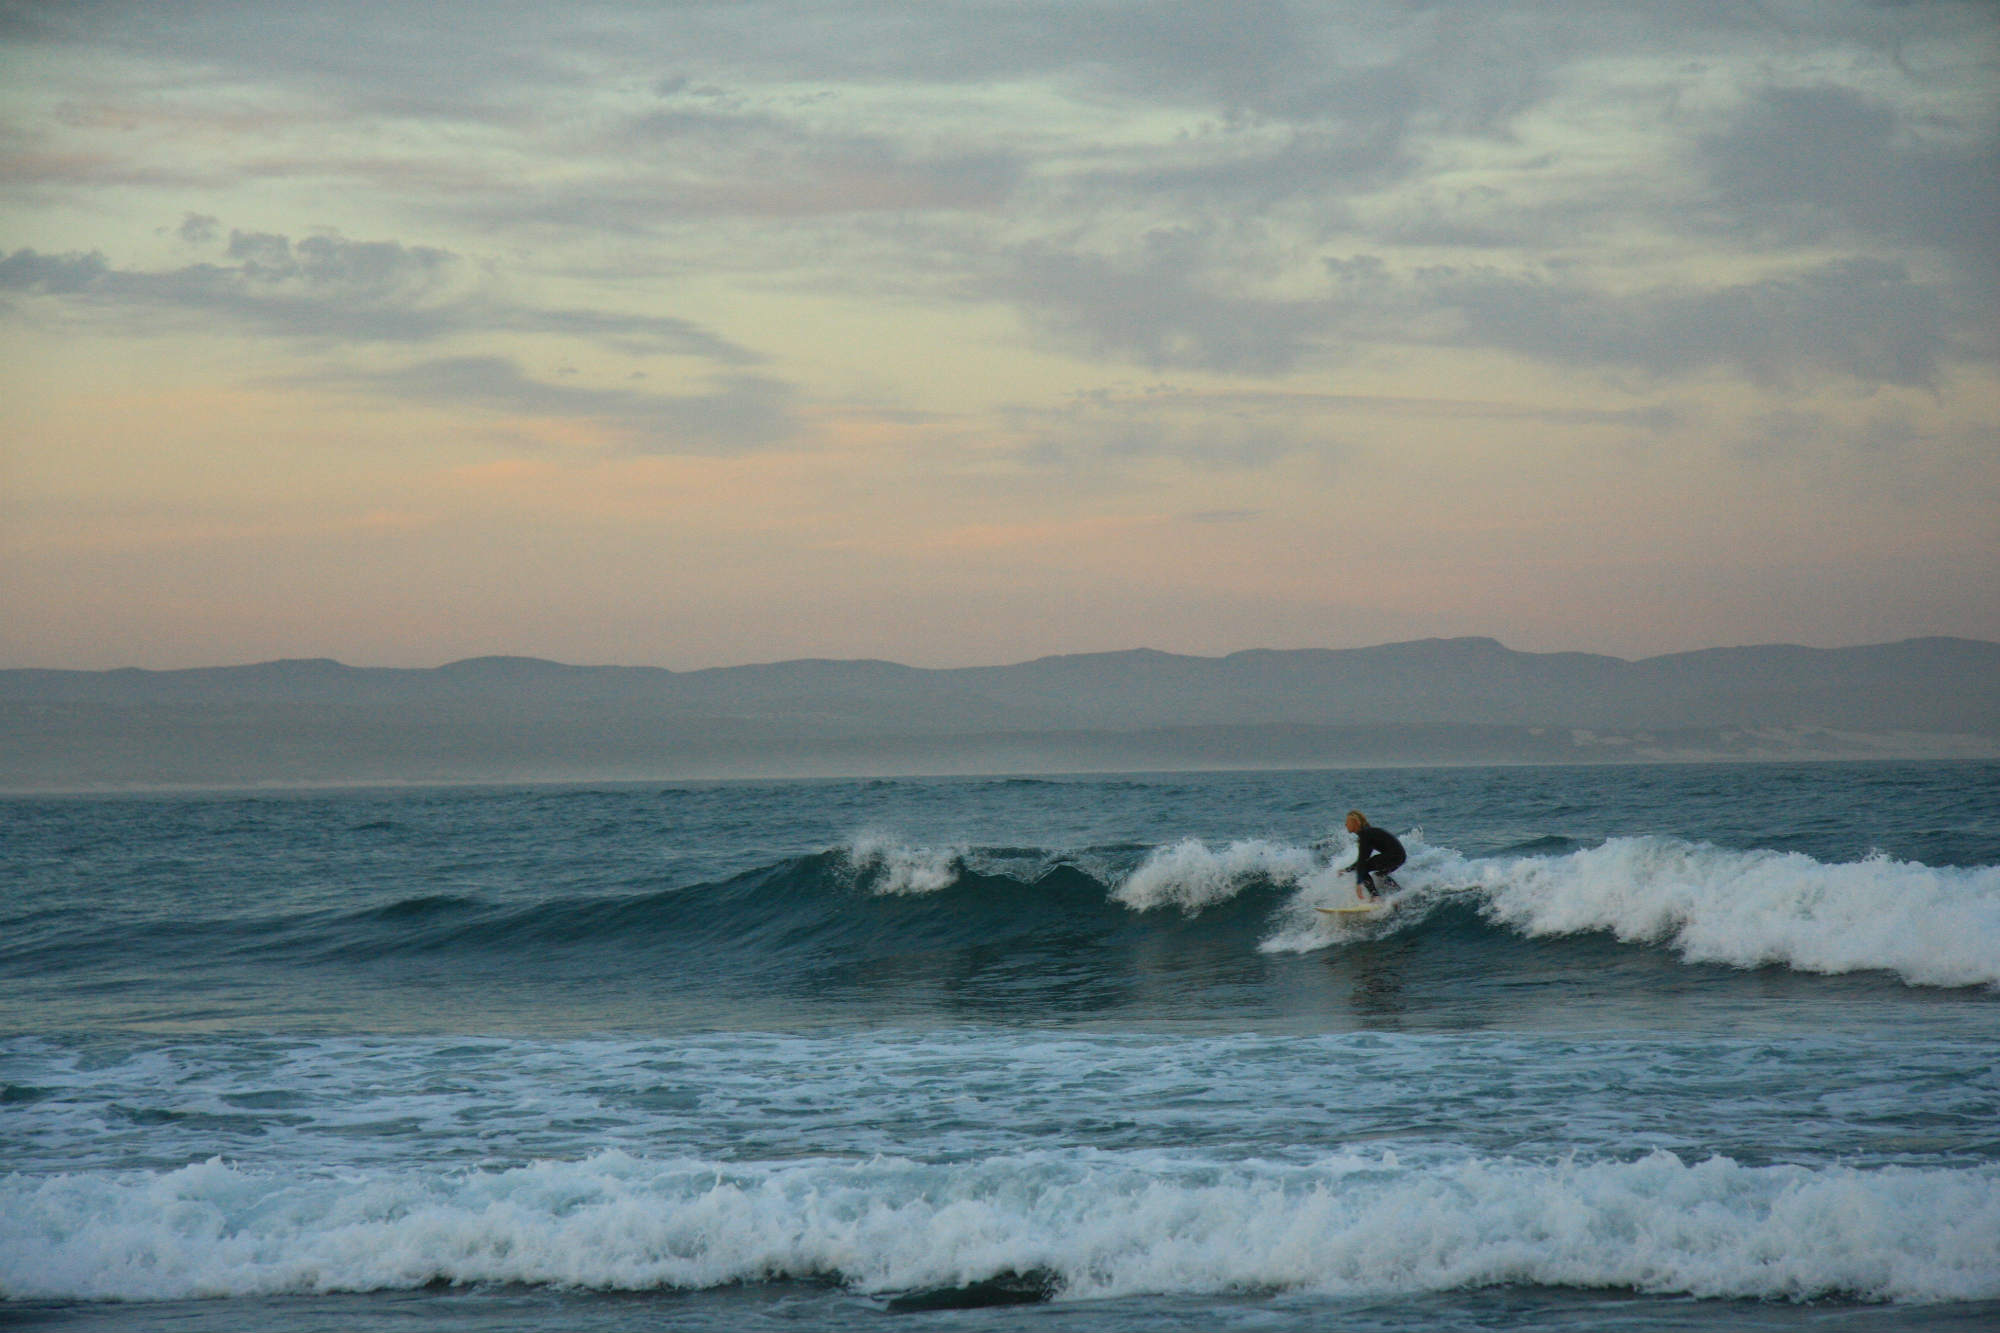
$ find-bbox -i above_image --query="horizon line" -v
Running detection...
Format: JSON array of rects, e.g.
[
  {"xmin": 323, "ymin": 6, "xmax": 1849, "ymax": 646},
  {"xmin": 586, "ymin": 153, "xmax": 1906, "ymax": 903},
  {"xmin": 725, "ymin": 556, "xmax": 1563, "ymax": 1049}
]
[{"xmin": 5, "ymin": 633, "xmax": 1993, "ymax": 677}]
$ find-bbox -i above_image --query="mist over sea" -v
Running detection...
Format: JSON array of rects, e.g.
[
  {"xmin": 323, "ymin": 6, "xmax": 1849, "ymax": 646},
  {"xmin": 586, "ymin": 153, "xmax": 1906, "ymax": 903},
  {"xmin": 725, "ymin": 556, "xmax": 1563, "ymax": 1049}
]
[{"xmin": 5, "ymin": 762, "xmax": 1997, "ymax": 1330}]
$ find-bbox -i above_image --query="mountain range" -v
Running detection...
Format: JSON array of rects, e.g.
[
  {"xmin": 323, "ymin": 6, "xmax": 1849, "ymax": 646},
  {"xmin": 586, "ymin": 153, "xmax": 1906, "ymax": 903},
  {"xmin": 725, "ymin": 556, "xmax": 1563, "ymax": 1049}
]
[{"xmin": 4, "ymin": 637, "xmax": 1995, "ymax": 789}]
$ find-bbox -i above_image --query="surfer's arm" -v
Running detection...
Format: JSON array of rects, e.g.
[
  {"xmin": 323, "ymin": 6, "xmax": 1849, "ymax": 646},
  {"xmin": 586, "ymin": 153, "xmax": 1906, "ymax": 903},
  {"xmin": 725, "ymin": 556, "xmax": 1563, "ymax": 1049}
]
[{"xmin": 1340, "ymin": 827, "xmax": 1376, "ymax": 872}]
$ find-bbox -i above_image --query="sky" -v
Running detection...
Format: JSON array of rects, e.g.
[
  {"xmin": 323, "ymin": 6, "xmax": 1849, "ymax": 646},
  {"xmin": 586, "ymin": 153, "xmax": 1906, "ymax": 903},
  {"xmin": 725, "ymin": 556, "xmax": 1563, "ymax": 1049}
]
[{"xmin": 2, "ymin": 1, "xmax": 1996, "ymax": 671}]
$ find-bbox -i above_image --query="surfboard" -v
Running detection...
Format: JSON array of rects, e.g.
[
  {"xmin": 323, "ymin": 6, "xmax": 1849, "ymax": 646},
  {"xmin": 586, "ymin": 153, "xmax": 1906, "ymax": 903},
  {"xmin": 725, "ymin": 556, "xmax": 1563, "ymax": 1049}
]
[{"xmin": 1318, "ymin": 903, "xmax": 1387, "ymax": 916}]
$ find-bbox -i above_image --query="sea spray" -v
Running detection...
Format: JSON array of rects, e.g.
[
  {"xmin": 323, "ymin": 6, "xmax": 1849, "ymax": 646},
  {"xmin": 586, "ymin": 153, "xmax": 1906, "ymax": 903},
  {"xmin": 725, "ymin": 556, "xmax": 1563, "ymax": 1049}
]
[{"xmin": 840, "ymin": 834, "xmax": 966, "ymax": 895}]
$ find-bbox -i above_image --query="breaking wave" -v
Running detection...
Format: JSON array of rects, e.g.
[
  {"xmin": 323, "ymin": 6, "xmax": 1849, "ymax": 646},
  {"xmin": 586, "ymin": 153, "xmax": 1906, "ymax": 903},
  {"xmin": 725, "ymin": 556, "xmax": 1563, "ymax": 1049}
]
[
  {"xmin": 1446, "ymin": 837, "xmax": 2000, "ymax": 989},
  {"xmin": 7, "ymin": 831, "xmax": 1995, "ymax": 994},
  {"xmin": 4, "ymin": 1149, "xmax": 1993, "ymax": 1305}
]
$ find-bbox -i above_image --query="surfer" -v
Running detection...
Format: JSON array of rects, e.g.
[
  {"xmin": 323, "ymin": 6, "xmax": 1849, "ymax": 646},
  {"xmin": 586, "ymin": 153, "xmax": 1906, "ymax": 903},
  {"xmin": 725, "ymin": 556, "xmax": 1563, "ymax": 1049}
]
[{"xmin": 1341, "ymin": 811, "xmax": 1405, "ymax": 901}]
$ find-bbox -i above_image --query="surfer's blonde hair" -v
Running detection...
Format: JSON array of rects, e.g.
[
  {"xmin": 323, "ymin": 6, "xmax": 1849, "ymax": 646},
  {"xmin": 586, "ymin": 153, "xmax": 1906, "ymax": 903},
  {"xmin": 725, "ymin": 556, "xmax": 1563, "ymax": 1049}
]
[{"xmin": 1346, "ymin": 810, "xmax": 1369, "ymax": 828}]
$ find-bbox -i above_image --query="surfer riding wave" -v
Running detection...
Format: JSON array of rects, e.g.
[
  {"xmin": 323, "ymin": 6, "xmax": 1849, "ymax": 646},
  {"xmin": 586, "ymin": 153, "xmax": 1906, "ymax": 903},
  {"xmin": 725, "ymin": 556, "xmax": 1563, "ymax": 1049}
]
[{"xmin": 1342, "ymin": 810, "xmax": 1405, "ymax": 902}]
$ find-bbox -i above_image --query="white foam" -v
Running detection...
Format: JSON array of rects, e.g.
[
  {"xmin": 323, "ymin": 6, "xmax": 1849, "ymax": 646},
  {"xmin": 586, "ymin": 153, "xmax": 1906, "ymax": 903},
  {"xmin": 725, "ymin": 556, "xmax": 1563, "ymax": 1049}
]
[
  {"xmin": 1113, "ymin": 838, "xmax": 1322, "ymax": 912},
  {"xmin": 841, "ymin": 834, "xmax": 964, "ymax": 895},
  {"xmin": 3, "ymin": 1150, "xmax": 1994, "ymax": 1304},
  {"xmin": 1447, "ymin": 837, "xmax": 2000, "ymax": 988}
]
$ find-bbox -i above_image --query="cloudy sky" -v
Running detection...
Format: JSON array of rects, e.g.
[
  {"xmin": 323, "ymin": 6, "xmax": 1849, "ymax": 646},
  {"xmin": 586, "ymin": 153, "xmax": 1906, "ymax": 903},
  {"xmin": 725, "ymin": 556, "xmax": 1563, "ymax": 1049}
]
[{"xmin": 2, "ymin": 1, "xmax": 1995, "ymax": 670}]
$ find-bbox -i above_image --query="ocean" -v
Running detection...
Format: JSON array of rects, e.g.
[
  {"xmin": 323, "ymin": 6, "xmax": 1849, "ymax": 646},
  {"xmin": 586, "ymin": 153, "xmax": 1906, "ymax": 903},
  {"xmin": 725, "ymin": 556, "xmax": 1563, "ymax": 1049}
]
[{"xmin": 3, "ymin": 761, "xmax": 1997, "ymax": 1331}]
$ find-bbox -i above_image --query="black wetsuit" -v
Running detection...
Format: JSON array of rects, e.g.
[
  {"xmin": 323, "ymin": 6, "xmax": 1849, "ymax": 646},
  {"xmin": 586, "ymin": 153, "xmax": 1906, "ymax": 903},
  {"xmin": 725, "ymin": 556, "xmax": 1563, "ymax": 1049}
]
[{"xmin": 1343, "ymin": 826, "xmax": 1406, "ymax": 892}]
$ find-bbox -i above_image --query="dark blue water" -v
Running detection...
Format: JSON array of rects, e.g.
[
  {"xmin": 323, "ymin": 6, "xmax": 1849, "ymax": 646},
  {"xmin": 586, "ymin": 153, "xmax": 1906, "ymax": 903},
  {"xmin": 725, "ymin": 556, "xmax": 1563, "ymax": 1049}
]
[{"xmin": 4, "ymin": 763, "xmax": 1997, "ymax": 1329}]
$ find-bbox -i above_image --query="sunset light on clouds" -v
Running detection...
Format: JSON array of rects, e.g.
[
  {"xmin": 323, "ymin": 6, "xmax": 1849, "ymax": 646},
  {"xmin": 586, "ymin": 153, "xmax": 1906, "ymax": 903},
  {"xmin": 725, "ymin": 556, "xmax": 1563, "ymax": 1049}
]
[{"xmin": 3, "ymin": 1, "xmax": 1996, "ymax": 669}]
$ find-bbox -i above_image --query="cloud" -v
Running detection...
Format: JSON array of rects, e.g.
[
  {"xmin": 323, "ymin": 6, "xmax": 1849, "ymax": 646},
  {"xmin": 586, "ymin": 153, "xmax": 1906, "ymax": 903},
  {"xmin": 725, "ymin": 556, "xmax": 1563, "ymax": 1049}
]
[
  {"xmin": 0, "ymin": 3, "xmax": 1677, "ymax": 163},
  {"xmin": 1433, "ymin": 258, "xmax": 1958, "ymax": 387},
  {"xmin": 433, "ymin": 97, "xmax": 1023, "ymax": 234},
  {"xmin": 487, "ymin": 307, "xmax": 762, "ymax": 364},
  {"xmin": 1703, "ymin": 84, "xmax": 2000, "ymax": 277},
  {"xmin": 2, "ymin": 1, "xmax": 580, "ymax": 120},
  {"xmin": 2, "ymin": 232, "xmax": 467, "ymax": 341},
  {"xmin": 990, "ymin": 227, "xmax": 1963, "ymax": 387},
  {"xmin": 176, "ymin": 213, "xmax": 220, "ymax": 244},
  {"xmin": 456, "ymin": 153, "xmax": 1020, "ymax": 233},
  {"xmin": 1070, "ymin": 121, "xmax": 1413, "ymax": 215},
  {"xmin": 1120, "ymin": 388, "xmax": 1681, "ymax": 433},
  {"xmin": 9, "ymin": 6, "xmax": 1996, "ymax": 397},
  {"xmin": 11, "ymin": 2, "xmax": 1982, "ymax": 135},
  {"xmin": 0, "ymin": 247, "xmax": 111, "ymax": 294},
  {"xmin": 312, "ymin": 355, "xmax": 798, "ymax": 453},
  {"xmin": 0, "ymin": 227, "xmax": 764, "ymax": 362},
  {"xmin": 1000, "ymin": 231, "xmax": 1334, "ymax": 374},
  {"xmin": 221, "ymin": 229, "xmax": 454, "ymax": 289}
]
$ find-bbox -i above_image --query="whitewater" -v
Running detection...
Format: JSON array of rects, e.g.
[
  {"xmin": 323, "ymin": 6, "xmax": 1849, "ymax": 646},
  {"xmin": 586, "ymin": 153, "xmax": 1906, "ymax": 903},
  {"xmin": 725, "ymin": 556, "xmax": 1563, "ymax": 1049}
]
[
  {"xmin": 3, "ymin": 761, "xmax": 1996, "ymax": 1331},
  {"xmin": 1101, "ymin": 832, "xmax": 2000, "ymax": 987}
]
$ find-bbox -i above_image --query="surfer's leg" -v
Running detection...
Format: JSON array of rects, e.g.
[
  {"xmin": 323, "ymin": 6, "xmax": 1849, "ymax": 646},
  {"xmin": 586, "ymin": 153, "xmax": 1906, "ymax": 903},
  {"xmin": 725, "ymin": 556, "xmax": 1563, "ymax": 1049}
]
[
  {"xmin": 1357, "ymin": 851, "xmax": 1396, "ymax": 898},
  {"xmin": 1373, "ymin": 850, "xmax": 1405, "ymax": 895}
]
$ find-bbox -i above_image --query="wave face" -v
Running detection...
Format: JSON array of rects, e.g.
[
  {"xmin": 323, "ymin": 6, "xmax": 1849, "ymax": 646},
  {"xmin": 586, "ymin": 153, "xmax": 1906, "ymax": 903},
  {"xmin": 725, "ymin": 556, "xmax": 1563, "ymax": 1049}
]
[
  {"xmin": 6, "ymin": 1149, "xmax": 1996, "ymax": 1304},
  {"xmin": 6, "ymin": 826, "xmax": 1995, "ymax": 1040}
]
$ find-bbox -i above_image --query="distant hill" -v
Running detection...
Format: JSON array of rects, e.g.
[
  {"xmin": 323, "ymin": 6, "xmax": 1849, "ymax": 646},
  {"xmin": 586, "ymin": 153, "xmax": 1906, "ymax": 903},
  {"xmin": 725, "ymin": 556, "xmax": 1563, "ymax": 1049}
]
[{"xmin": 3, "ymin": 637, "xmax": 1995, "ymax": 789}]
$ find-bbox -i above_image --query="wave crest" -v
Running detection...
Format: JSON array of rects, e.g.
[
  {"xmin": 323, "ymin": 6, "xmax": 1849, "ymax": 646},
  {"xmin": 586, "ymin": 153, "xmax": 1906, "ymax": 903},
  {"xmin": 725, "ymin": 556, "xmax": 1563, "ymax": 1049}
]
[
  {"xmin": 1453, "ymin": 837, "xmax": 2000, "ymax": 988},
  {"xmin": 1113, "ymin": 838, "xmax": 1323, "ymax": 912},
  {"xmin": 840, "ymin": 835, "xmax": 966, "ymax": 895}
]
